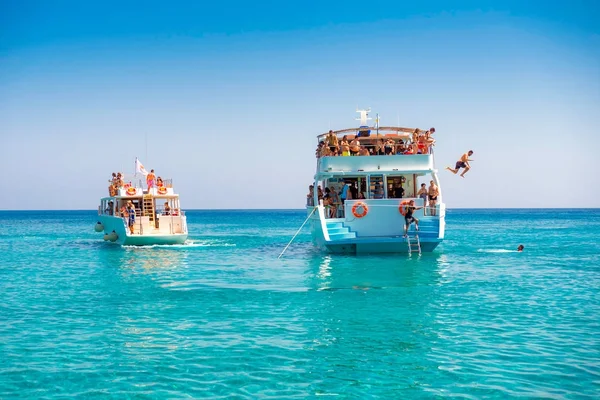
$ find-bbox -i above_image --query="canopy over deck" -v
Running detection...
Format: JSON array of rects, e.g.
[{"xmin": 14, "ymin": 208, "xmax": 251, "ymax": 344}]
[{"xmin": 317, "ymin": 126, "xmax": 428, "ymax": 141}]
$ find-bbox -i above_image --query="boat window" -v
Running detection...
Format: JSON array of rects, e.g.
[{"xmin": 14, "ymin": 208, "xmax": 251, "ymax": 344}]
[
  {"xmin": 369, "ymin": 175, "xmax": 384, "ymax": 199},
  {"xmin": 385, "ymin": 175, "xmax": 407, "ymax": 199}
]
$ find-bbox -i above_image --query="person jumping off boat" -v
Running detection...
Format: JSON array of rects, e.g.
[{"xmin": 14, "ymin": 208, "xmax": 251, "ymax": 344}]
[{"xmin": 446, "ymin": 150, "xmax": 474, "ymax": 177}]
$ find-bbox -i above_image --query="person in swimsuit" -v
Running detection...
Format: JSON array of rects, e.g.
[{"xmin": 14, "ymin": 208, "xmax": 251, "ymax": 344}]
[
  {"xmin": 340, "ymin": 135, "xmax": 350, "ymax": 156},
  {"xmin": 326, "ymin": 130, "xmax": 338, "ymax": 154},
  {"xmin": 384, "ymin": 138, "xmax": 395, "ymax": 155},
  {"xmin": 428, "ymin": 180, "xmax": 439, "ymax": 216},
  {"xmin": 517, "ymin": 245, "xmax": 524, "ymax": 252},
  {"xmin": 403, "ymin": 199, "xmax": 423, "ymax": 238},
  {"xmin": 417, "ymin": 183, "xmax": 428, "ymax": 213},
  {"xmin": 349, "ymin": 137, "xmax": 360, "ymax": 155},
  {"xmin": 146, "ymin": 169, "xmax": 156, "ymax": 191},
  {"xmin": 446, "ymin": 150, "xmax": 474, "ymax": 177},
  {"xmin": 127, "ymin": 202, "xmax": 136, "ymax": 234}
]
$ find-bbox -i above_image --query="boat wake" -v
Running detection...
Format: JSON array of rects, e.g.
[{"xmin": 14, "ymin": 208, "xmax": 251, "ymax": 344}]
[
  {"xmin": 123, "ymin": 240, "xmax": 236, "ymax": 249},
  {"xmin": 477, "ymin": 249, "xmax": 518, "ymax": 253}
]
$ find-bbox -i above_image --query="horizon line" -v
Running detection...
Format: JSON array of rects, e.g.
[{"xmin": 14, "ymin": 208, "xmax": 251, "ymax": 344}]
[{"xmin": 1, "ymin": 207, "xmax": 599, "ymax": 212}]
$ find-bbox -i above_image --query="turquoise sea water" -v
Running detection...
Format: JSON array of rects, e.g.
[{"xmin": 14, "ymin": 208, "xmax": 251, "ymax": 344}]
[{"xmin": 1, "ymin": 209, "xmax": 599, "ymax": 399}]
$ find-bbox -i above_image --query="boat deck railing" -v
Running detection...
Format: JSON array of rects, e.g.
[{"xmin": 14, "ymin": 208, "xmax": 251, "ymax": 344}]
[
  {"xmin": 312, "ymin": 198, "xmax": 443, "ymax": 219},
  {"xmin": 317, "ymin": 126, "xmax": 435, "ymax": 157},
  {"xmin": 112, "ymin": 176, "xmax": 174, "ymax": 189}
]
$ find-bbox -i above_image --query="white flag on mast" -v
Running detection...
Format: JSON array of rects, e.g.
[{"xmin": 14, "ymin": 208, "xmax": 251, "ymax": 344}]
[{"xmin": 135, "ymin": 158, "xmax": 148, "ymax": 176}]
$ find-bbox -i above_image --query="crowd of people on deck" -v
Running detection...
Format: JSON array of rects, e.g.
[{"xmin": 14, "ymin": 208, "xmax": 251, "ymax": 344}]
[
  {"xmin": 316, "ymin": 128, "xmax": 436, "ymax": 158},
  {"xmin": 307, "ymin": 179, "xmax": 440, "ymax": 218},
  {"xmin": 107, "ymin": 169, "xmax": 166, "ymax": 196}
]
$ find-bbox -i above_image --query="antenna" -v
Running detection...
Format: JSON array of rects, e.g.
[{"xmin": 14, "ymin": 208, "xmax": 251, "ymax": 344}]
[{"xmin": 355, "ymin": 108, "xmax": 372, "ymax": 126}]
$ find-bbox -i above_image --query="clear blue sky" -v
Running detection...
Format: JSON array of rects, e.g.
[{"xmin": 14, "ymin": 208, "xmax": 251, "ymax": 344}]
[{"xmin": 1, "ymin": 0, "xmax": 599, "ymax": 209}]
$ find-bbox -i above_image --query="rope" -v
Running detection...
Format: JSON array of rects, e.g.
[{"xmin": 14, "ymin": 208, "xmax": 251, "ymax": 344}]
[{"xmin": 278, "ymin": 207, "xmax": 317, "ymax": 259}]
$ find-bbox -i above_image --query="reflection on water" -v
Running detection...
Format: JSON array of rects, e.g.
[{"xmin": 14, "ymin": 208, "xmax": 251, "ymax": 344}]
[
  {"xmin": 97, "ymin": 244, "xmax": 190, "ymax": 275},
  {"xmin": 308, "ymin": 252, "xmax": 448, "ymax": 292}
]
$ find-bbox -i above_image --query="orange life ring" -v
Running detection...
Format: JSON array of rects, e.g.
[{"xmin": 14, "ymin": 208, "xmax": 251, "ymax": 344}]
[
  {"xmin": 352, "ymin": 202, "xmax": 368, "ymax": 218},
  {"xmin": 126, "ymin": 187, "xmax": 137, "ymax": 196},
  {"xmin": 399, "ymin": 200, "xmax": 411, "ymax": 216},
  {"xmin": 157, "ymin": 186, "xmax": 167, "ymax": 195}
]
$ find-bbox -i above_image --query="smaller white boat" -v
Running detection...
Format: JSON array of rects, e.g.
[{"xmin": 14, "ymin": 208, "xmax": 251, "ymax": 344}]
[{"xmin": 95, "ymin": 167, "xmax": 188, "ymax": 246}]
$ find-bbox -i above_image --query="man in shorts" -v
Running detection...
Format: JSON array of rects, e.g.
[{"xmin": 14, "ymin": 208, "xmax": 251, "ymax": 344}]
[
  {"xmin": 326, "ymin": 130, "xmax": 338, "ymax": 154},
  {"xmin": 446, "ymin": 150, "xmax": 474, "ymax": 177},
  {"xmin": 403, "ymin": 199, "xmax": 423, "ymax": 238},
  {"xmin": 146, "ymin": 169, "xmax": 156, "ymax": 191},
  {"xmin": 127, "ymin": 202, "xmax": 136, "ymax": 234}
]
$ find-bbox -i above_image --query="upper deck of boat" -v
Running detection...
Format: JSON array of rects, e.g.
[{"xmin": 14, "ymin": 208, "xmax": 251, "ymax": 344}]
[{"xmin": 315, "ymin": 126, "xmax": 436, "ymax": 176}]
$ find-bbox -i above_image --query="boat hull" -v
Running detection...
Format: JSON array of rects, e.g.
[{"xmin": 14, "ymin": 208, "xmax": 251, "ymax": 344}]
[
  {"xmin": 309, "ymin": 202, "xmax": 444, "ymax": 254},
  {"xmin": 97, "ymin": 215, "xmax": 188, "ymax": 246}
]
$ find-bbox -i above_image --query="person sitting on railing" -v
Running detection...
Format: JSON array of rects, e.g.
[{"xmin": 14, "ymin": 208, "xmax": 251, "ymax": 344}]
[
  {"xmin": 417, "ymin": 135, "xmax": 428, "ymax": 154},
  {"xmin": 411, "ymin": 129, "xmax": 419, "ymax": 144},
  {"xmin": 156, "ymin": 176, "xmax": 164, "ymax": 187}
]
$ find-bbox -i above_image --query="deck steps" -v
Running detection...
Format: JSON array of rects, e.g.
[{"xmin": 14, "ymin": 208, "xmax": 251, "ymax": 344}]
[
  {"xmin": 325, "ymin": 220, "xmax": 356, "ymax": 241},
  {"xmin": 143, "ymin": 195, "xmax": 155, "ymax": 224}
]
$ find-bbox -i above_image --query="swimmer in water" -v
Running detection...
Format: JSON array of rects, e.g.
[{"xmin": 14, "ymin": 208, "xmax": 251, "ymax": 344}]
[{"xmin": 517, "ymin": 245, "xmax": 524, "ymax": 252}]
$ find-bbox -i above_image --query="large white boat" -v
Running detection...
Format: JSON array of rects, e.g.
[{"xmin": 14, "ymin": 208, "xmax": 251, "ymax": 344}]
[
  {"xmin": 308, "ymin": 109, "xmax": 445, "ymax": 254},
  {"xmin": 95, "ymin": 169, "xmax": 188, "ymax": 246}
]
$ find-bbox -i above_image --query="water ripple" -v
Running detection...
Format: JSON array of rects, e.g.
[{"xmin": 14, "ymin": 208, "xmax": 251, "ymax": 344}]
[{"xmin": 0, "ymin": 210, "xmax": 599, "ymax": 398}]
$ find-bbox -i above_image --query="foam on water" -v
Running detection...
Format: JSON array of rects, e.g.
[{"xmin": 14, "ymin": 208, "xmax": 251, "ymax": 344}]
[
  {"xmin": 477, "ymin": 249, "xmax": 518, "ymax": 253},
  {"xmin": 122, "ymin": 239, "xmax": 237, "ymax": 249}
]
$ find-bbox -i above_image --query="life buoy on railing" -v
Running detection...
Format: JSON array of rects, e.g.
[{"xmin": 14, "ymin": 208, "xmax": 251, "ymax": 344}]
[
  {"xmin": 157, "ymin": 186, "xmax": 167, "ymax": 195},
  {"xmin": 352, "ymin": 202, "xmax": 368, "ymax": 218},
  {"xmin": 399, "ymin": 200, "xmax": 410, "ymax": 216},
  {"xmin": 126, "ymin": 187, "xmax": 137, "ymax": 196}
]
